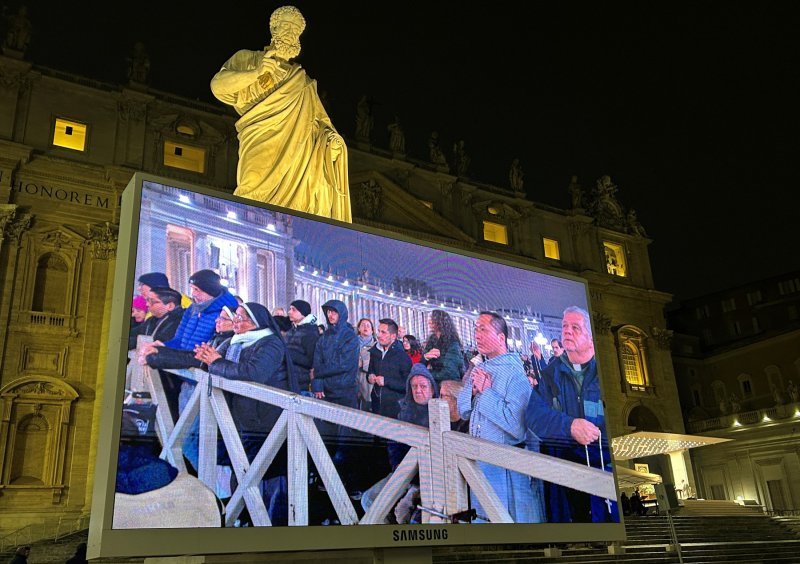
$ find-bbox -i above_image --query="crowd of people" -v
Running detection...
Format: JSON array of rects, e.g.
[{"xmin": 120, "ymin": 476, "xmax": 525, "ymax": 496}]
[{"xmin": 124, "ymin": 267, "xmax": 616, "ymax": 526}]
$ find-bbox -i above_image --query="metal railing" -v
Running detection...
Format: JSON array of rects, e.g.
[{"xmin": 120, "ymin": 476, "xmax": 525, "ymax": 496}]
[{"xmin": 0, "ymin": 513, "xmax": 89, "ymax": 552}]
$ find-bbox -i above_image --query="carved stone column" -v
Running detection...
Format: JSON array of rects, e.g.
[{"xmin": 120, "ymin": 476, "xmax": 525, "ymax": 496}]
[{"xmin": 0, "ymin": 211, "xmax": 32, "ymax": 373}]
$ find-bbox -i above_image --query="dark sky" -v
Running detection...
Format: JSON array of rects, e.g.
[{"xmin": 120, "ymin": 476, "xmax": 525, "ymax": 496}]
[{"xmin": 21, "ymin": 1, "xmax": 800, "ymax": 303}]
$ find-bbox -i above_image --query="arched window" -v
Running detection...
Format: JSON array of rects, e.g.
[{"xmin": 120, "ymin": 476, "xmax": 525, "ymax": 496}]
[
  {"xmin": 31, "ymin": 253, "xmax": 68, "ymax": 312},
  {"xmin": 616, "ymin": 325, "xmax": 650, "ymax": 391}
]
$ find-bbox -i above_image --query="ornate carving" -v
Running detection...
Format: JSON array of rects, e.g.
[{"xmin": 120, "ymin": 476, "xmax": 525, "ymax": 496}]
[
  {"xmin": 42, "ymin": 230, "xmax": 71, "ymax": 249},
  {"xmin": 592, "ymin": 312, "xmax": 612, "ymax": 335},
  {"xmin": 117, "ymin": 100, "xmax": 148, "ymax": 122},
  {"xmin": 0, "ymin": 66, "xmax": 27, "ymax": 89},
  {"xmin": 0, "ymin": 205, "xmax": 16, "ymax": 233},
  {"xmin": 588, "ymin": 175, "xmax": 626, "ymax": 231},
  {"xmin": 16, "ymin": 381, "xmax": 66, "ymax": 397},
  {"xmin": 356, "ymin": 180, "xmax": 382, "ymax": 220},
  {"xmin": 439, "ymin": 181, "xmax": 454, "ymax": 197},
  {"xmin": 651, "ymin": 326, "xmax": 674, "ymax": 349},
  {"xmin": 568, "ymin": 221, "xmax": 592, "ymax": 237},
  {"xmin": 87, "ymin": 222, "xmax": 119, "ymax": 260},
  {"xmin": 5, "ymin": 212, "xmax": 32, "ymax": 242},
  {"xmin": 589, "ymin": 289, "xmax": 603, "ymax": 302}
]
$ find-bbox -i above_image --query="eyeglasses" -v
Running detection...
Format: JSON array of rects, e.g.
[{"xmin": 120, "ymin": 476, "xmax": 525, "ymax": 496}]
[
  {"xmin": 216, "ymin": 315, "xmax": 232, "ymax": 322},
  {"xmin": 233, "ymin": 314, "xmax": 252, "ymax": 323}
]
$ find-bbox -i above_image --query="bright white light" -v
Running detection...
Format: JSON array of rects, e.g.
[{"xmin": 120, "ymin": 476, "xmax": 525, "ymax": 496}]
[
  {"xmin": 298, "ymin": 265, "xmax": 305, "ymax": 271},
  {"xmin": 343, "ymin": 280, "xmax": 349, "ymax": 286},
  {"xmin": 178, "ymin": 195, "xmax": 191, "ymax": 204},
  {"xmin": 220, "ymin": 279, "xmax": 229, "ymax": 287},
  {"xmin": 312, "ymin": 270, "xmax": 319, "ymax": 276},
  {"xmin": 534, "ymin": 332, "xmax": 548, "ymax": 346},
  {"xmin": 266, "ymin": 223, "xmax": 276, "ymax": 231},
  {"xmin": 327, "ymin": 275, "xmax": 334, "ymax": 281}
]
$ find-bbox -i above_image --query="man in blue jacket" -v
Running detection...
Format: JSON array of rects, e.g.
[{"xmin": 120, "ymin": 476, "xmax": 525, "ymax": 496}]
[
  {"xmin": 525, "ymin": 306, "xmax": 617, "ymax": 523},
  {"xmin": 141, "ymin": 269, "xmax": 239, "ymax": 421}
]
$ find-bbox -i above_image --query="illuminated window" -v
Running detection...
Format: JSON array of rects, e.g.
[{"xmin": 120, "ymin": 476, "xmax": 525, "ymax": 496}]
[
  {"xmin": 176, "ymin": 124, "xmax": 196, "ymax": 136},
  {"xmin": 487, "ymin": 206, "xmax": 499, "ymax": 215},
  {"xmin": 616, "ymin": 325, "xmax": 649, "ymax": 391},
  {"xmin": 543, "ymin": 238, "xmax": 560, "ymax": 260},
  {"xmin": 164, "ymin": 140, "xmax": 206, "ymax": 173},
  {"xmin": 603, "ymin": 241, "xmax": 627, "ymax": 277},
  {"xmin": 52, "ymin": 118, "xmax": 87, "ymax": 151},
  {"xmin": 482, "ymin": 221, "xmax": 508, "ymax": 245}
]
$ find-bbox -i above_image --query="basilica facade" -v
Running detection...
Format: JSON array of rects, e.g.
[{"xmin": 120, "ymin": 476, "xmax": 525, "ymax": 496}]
[{"xmin": 0, "ymin": 48, "xmax": 682, "ymax": 537}]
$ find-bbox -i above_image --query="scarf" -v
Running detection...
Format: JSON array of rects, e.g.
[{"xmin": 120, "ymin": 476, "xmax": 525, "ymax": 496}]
[{"xmin": 227, "ymin": 328, "xmax": 273, "ymax": 363}]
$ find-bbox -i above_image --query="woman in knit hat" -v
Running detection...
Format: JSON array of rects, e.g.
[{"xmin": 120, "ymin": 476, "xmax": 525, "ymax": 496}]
[{"xmin": 131, "ymin": 295, "xmax": 148, "ymax": 328}]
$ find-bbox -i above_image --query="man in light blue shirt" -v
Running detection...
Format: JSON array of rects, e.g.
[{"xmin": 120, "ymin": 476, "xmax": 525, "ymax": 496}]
[{"xmin": 457, "ymin": 311, "xmax": 537, "ymax": 522}]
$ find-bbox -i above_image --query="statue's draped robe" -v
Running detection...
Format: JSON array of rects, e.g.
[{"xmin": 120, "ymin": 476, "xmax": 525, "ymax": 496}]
[{"xmin": 214, "ymin": 50, "xmax": 351, "ymax": 222}]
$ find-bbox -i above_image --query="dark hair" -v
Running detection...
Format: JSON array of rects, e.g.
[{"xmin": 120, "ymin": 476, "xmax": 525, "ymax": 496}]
[
  {"xmin": 551, "ymin": 338, "xmax": 563, "ymax": 347},
  {"xmin": 149, "ymin": 286, "xmax": 182, "ymax": 307},
  {"xmin": 404, "ymin": 334, "xmax": 422, "ymax": 354},
  {"xmin": 425, "ymin": 309, "xmax": 463, "ymax": 352},
  {"xmin": 378, "ymin": 318, "xmax": 398, "ymax": 335},
  {"xmin": 479, "ymin": 310, "xmax": 508, "ymax": 340}
]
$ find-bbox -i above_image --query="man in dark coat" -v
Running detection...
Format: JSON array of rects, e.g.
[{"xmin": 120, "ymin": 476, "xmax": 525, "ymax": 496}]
[
  {"xmin": 525, "ymin": 306, "xmax": 616, "ymax": 523},
  {"xmin": 195, "ymin": 302, "xmax": 298, "ymax": 526},
  {"xmin": 285, "ymin": 299, "xmax": 319, "ymax": 393},
  {"xmin": 128, "ymin": 287, "xmax": 184, "ymax": 351},
  {"xmin": 368, "ymin": 318, "xmax": 412, "ymax": 420},
  {"xmin": 311, "ymin": 299, "xmax": 359, "ymax": 493}
]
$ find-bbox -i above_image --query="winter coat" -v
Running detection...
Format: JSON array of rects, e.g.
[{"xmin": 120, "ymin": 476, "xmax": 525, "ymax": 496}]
[
  {"xmin": 388, "ymin": 365, "xmax": 438, "ymax": 471},
  {"xmin": 369, "ymin": 339, "xmax": 412, "ymax": 419},
  {"xmin": 311, "ymin": 300, "xmax": 359, "ymax": 401},
  {"xmin": 128, "ymin": 306, "xmax": 184, "ymax": 350},
  {"xmin": 286, "ymin": 320, "xmax": 320, "ymax": 391},
  {"xmin": 162, "ymin": 290, "xmax": 239, "ymax": 351},
  {"xmin": 424, "ymin": 338, "xmax": 464, "ymax": 383}
]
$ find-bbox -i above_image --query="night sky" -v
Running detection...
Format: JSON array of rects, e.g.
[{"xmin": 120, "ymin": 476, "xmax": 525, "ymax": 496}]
[{"xmin": 20, "ymin": 1, "xmax": 800, "ymax": 303}]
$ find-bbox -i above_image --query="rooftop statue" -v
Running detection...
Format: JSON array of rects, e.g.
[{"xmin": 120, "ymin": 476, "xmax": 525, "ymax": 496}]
[{"xmin": 210, "ymin": 5, "xmax": 351, "ymax": 222}]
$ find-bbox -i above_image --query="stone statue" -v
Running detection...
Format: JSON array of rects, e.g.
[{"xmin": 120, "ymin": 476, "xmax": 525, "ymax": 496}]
[
  {"xmin": 509, "ymin": 158, "xmax": 524, "ymax": 193},
  {"xmin": 387, "ymin": 115, "xmax": 405, "ymax": 154},
  {"xmin": 452, "ymin": 140, "xmax": 470, "ymax": 176},
  {"xmin": 210, "ymin": 5, "xmax": 351, "ymax": 222},
  {"xmin": 127, "ymin": 41, "xmax": 151, "ymax": 84},
  {"xmin": 568, "ymin": 175, "xmax": 583, "ymax": 209},
  {"xmin": 591, "ymin": 174, "xmax": 625, "ymax": 229},
  {"xmin": 771, "ymin": 384, "xmax": 784, "ymax": 405},
  {"xmin": 787, "ymin": 380, "xmax": 799, "ymax": 403},
  {"xmin": 355, "ymin": 94, "xmax": 373, "ymax": 142},
  {"xmin": 428, "ymin": 131, "xmax": 448, "ymax": 169},
  {"xmin": 3, "ymin": 4, "xmax": 32, "ymax": 53},
  {"xmin": 627, "ymin": 209, "xmax": 647, "ymax": 237}
]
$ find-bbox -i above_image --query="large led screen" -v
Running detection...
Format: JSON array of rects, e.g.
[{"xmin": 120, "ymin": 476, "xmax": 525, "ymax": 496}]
[{"xmin": 89, "ymin": 173, "xmax": 623, "ymax": 558}]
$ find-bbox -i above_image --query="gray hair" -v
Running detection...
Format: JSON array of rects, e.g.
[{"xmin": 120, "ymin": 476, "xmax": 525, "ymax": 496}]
[{"xmin": 563, "ymin": 305, "xmax": 592, "ymax": 338}]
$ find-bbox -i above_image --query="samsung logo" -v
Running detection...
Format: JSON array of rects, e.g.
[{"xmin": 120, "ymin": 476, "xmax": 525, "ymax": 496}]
[{"xmin": 392, "ymin": 529, "xmax": 448, "ymax": 542}]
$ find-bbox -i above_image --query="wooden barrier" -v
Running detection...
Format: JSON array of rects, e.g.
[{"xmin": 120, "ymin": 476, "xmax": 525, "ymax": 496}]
[{"xmin": 128, "ymin": 340, "xmax": 615, "ymax": 526}]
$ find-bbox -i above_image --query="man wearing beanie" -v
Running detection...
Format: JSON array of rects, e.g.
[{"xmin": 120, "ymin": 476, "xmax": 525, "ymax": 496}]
[
  {"xmin": 286, "ymin": 300, "xmax": 318, "ymax": 392},
  {"xmin": 140, "ymin": 269, "xmax": 239, "ymax": 422},
  {"xmin": 137, "ymin": 272, "xmax": 192, "ymax": 310}
]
